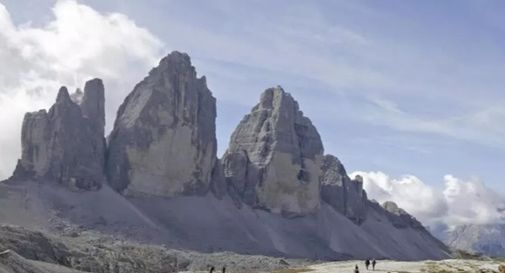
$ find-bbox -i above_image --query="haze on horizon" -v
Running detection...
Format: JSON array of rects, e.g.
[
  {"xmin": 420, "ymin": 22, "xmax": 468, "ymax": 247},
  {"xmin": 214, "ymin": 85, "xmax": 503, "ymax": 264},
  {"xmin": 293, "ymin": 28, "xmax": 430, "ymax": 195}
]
[{"xmin": 0, "ymin": 0, "xmax": 504, "ymax": 230}]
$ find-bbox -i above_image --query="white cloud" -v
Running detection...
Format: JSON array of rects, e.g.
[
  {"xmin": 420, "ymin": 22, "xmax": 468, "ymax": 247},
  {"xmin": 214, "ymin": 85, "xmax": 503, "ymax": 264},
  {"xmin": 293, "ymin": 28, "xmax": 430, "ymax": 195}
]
[
  {"xmin": 0, "ymin": 0, "xmax": 164, "ymax": 180},
  {"xmin": 443, "ymin": 175, "xmax": 505, "ymax": 226},
  {"xmin": 352, "ymin": 171, "xmax": 448, "ymax": 226},
  {"xmin": 352, "ymin": 171, "xmax": 505, "ymax": 228}
]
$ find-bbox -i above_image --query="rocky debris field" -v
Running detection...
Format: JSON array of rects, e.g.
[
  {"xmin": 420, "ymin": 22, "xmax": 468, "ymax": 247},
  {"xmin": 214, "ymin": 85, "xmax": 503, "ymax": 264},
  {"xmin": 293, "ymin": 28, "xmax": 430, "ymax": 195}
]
[{"xmin": 0, "ymin": 224, "xmax": 308, "ymax": 273}]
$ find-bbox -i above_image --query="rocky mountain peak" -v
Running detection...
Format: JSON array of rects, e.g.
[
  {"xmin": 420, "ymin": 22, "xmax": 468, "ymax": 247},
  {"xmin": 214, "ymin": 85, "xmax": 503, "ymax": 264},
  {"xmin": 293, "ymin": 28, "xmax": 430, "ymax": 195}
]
[
  {"xmin": 223, "ymin": 86, "xmax": 323, "ymax": 216},
  {"xmin": 159, "ymin": 51, "xmax": 192, "ymax": 68},
  {"xmin": 320, "ymin": 154, "xmax": 367, "ymax": 224},
  {"xmin": 11, "ymin": 79, "xmax": 106, "ymax": 190},
  {"xmin": 258, "ymin": 86, "xmax": 290, "ymax": 108},
  {"xmin": 146, "ymin": 51, "xmax": 198, "ymax": 84},
  {"xmin": 320, "ymin": 155, "xmax": 347, "ymax": 186},
  {"xmin": 56, "ymin": 87, "xmax": 72, "ymax": 104},
  {"xmin": 81, "ymin": 78, "xmax": 105, "ymax": 134},
  {"xmin": 106, "ymin": 51, "xmax": 217, "ymax": 197}
]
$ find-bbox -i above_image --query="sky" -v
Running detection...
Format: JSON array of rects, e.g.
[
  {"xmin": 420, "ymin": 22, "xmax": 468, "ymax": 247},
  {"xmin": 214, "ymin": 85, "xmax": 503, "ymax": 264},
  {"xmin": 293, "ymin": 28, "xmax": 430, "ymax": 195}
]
[{"xmin": 0, "ymin": 0, "xmax": 504, "ymax": 229}]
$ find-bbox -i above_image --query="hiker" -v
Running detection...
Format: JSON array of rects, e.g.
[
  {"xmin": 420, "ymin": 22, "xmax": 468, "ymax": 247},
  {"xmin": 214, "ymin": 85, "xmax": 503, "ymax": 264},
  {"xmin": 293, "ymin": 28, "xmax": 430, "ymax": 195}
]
[
  {"xmin": 365, "ymin": 259, "xmax": 370, "ymax": 270},
  {"xmin": 354, "ymin": 265, "xmax": 360, "ymax": 273},
  {"xmin": 372, "ymin": 259, "xmax": 377, "ymax": 270},
  {"xmin": 222, "ymin": 266, "xmax": 226, "ymax": 273},
  {"xmin": 210, "ymin": 266, "xmax": 215, "ymax": 273}
]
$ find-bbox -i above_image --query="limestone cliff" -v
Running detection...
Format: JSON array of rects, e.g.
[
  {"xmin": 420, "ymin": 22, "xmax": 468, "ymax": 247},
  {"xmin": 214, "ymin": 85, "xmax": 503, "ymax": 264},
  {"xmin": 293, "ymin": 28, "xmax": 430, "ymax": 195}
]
[
  {"xmin": 12, "ymin": 79, "xmax": 106, "ymax": 190},
  {"xmin": 106, "ymin": 51, "xmax": 217, "ymax": 197},
  {"xmin": 223, "ymin": 86, "xmax": 323, "ymax": 216},
  {"xmin": 320, "ymin": 155, "xmax": 368, "ymax": 224}
]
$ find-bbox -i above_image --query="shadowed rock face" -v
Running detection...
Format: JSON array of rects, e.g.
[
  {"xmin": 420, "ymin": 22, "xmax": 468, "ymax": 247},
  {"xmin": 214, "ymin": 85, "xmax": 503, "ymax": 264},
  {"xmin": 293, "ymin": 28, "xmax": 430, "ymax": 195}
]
[
  {"xmin": 106, "ymin": 51, "xmax": 217, "ymax": 197},
  {"xmin": 223, "ymin": 86, "xmax": 324, "ymax": 216},
  {"xmin": 320, "ymin": 155, "xmax": 367, "ymax": 224},
  {"xmin": 12, "ymin": 79, "xmax": 106, "ymax": 190}
]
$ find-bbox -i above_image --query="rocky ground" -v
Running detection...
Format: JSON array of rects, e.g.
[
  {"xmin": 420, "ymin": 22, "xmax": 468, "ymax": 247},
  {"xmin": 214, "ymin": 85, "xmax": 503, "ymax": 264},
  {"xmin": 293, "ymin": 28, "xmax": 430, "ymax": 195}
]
[
  {"xmin": 287, "ymin": 259, "xmax": 503, "ymax": 273},
  {"xmin": 1, "ymin": 226, "xmax": 501, "ymax": 273},
  {"xmin": 0, "ymin": 224, "xmax": 308, "ymax": 273}
]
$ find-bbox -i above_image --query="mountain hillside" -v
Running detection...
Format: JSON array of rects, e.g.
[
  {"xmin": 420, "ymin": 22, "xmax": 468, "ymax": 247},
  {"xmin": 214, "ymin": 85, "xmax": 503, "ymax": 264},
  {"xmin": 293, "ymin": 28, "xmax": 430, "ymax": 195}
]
[{"xmin": 2, "ymin": 51, "xmax": 450, "ymax": 262}]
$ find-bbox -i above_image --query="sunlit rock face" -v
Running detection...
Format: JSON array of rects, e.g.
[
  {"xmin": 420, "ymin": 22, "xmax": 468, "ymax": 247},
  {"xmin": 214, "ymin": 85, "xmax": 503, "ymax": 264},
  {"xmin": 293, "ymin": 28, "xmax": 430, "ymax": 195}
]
[
  {"xmin": 320, "ymin": 155, "xmax": 368, "ymax": 224},
  {"xmin": 106, "ymin": 51, "xmax": 217, "ymax": 197},
  {"xmin": 223, "ymin": 87, "xmax": 324, "ymax": 216},
  {"xmin": 12, "ymin": 79, "xmax": 106, "ymax": 190}
]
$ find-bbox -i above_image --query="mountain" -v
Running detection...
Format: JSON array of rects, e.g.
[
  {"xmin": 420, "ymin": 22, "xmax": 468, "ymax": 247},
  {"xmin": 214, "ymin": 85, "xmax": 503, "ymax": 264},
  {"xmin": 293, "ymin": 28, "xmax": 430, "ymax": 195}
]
[
  {"xmin": 222, "ymin": 87, "xmax": 324, "ymax": 217},
  {"xmin": 11, "ymin": 80, "xmax": 106, "ymax": 190},
  {"xmin": 320, "ymin": 155, "xmax": 367, "ymax": 224},
  {"xmin": 1, "ymin": 51, "xmax": 450, "ymax": 267},
  {"xmin": 106, "ymin": 52, "xmax": 217, "ymax": 197},
  {"xmin": 441, "ymin": 224, "xmax": 505, "ymax": 257}
]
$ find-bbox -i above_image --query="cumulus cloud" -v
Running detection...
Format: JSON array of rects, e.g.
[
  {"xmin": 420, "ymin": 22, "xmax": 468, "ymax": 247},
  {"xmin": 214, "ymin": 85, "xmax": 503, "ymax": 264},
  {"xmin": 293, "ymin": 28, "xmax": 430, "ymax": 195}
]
[
  {"xmin": 0, "ymin": 0, "xmax": 164, "ymax": 179},
  {"xmin": 351, "ymin": 171, "xmax": 505, "ymax": 229},
  {"xmin": 443, "ymin": 175, "xmax": 505, "ymax": 226}
]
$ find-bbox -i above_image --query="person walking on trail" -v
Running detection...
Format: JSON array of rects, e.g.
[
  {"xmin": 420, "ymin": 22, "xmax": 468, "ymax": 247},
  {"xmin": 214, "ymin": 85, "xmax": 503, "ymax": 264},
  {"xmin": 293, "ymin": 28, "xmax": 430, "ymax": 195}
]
[
  {"xmin": 210, "ymin": 266, "xmax": 215, "ymax": 273},
  {"xmin": 365, "ymin": 259, "xmax": 370, "ymax": 270},
  {"xmin": 354, "ymin": 265, "xmax": 360, "ymax": 273},
  {"xmin": 372, "ymin": 259, "xmax": 377, "ymax": 270},
  {"xmin": 222, "ymin": 266, "xmax": 226, "ymax": 273}
]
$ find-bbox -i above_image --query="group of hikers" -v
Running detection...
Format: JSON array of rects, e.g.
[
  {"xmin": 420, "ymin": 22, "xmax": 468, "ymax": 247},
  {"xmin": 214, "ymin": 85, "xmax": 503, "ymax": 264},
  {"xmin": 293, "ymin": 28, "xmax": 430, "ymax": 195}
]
[
  {"xmin": 354, "ymin": 259, "xmax": 377, "ymax": 273},
  {"xmin": 209, "ymin": 259, "xmax": 376, "ymax": 273}
]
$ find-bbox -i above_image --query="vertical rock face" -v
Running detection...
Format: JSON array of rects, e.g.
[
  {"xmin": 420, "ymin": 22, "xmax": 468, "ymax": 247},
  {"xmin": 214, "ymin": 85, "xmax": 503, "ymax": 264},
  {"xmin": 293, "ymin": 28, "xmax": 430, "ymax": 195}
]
[
  {"xmin": 223, "ymin": 87, "xmax": 324, "ymax": 216},
  {"xmin": 13, "ymin": 79, "xmax": 106, "ymax": 190},
  {"xmin": 320, "ymin": 155, "xmax": 367, "ymax": 223},
  {"xmin": 106, "ymin": 51, "xmax": 217, "ymax": 197}
]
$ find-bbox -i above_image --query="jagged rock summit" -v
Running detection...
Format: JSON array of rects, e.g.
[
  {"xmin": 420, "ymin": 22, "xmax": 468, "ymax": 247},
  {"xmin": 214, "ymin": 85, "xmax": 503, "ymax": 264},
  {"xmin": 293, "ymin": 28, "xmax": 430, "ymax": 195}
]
[
  {"xmin": 106, "ymin": 51, "xmax": 217, "ymax": 197},
  {"xmin": 11, "ymin": 79, "xmax": 106, "ymax": 190},
  {"xmin": 223, "ymin": 86, "xmax": 324, "ymax": 216}
]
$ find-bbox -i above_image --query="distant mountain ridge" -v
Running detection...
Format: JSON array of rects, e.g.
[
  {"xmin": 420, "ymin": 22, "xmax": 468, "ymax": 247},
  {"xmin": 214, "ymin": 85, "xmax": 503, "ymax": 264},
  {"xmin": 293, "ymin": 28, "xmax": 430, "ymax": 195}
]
[
  {"xmin": 440, "ymin": 224, "xmax": 505, "ymax": 257},
  {"xmin": 2, "ymin": 51, "xmax": 450, "ymax": 261}
]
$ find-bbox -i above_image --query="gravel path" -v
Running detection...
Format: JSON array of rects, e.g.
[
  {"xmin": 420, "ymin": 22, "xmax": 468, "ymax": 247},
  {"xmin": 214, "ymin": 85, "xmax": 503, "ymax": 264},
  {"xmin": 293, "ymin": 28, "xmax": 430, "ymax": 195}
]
[{"xmin": 307, "ymin": 259, "xmax": 503, "ymax": 273}]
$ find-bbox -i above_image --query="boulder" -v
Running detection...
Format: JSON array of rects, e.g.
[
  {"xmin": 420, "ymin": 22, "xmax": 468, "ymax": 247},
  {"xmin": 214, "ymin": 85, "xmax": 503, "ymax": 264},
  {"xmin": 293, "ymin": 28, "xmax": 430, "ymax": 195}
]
[{"xmin": 106, "ymin": 51, "xmax": 217, "ymax": 197}]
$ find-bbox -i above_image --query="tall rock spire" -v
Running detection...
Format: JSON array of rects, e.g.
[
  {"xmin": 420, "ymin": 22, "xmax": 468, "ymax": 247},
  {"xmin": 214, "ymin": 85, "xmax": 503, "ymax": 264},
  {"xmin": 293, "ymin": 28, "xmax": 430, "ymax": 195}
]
[
  {"xmin": 12, "ymin": 79, "xmax": 106, "ymax": 190},
  {"xmin": 223, "ymin": 86, "xmax": 324, "ymax": 216},
  {"xmin": 106, "ymin": 51, "xmax": 217, "ymax": 197},
  {"xmin": 320, "ymin": 154, "xmax": 367, "ymax": 224}
]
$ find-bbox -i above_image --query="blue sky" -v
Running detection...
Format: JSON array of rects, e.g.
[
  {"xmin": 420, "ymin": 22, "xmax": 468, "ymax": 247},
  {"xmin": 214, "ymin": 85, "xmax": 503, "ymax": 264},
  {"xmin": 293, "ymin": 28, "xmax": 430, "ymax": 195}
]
[{"xmin": 1, "ymin": 0, "xmax": 504, "ymax": 203}]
